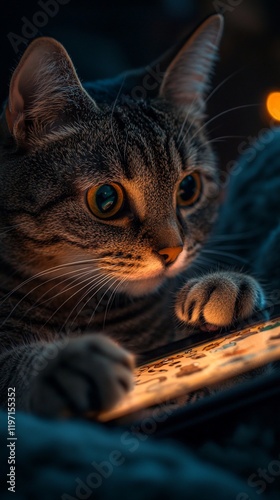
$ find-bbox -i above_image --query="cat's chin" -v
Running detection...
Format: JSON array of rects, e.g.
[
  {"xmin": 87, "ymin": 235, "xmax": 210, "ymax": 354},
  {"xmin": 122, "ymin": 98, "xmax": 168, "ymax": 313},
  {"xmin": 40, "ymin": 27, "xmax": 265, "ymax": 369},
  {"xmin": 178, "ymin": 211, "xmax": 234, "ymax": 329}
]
[{"xmin": 121, "ymin": 276, "xmax": 165, "ymax": 297}]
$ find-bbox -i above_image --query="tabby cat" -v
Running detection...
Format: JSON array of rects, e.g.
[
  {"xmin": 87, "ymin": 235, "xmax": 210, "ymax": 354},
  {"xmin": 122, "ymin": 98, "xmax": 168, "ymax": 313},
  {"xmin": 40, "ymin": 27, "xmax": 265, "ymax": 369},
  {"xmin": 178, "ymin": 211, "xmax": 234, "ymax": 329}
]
[{"xmin": 0, "ymin": 15, "xmax": 268, "ymax": 416}]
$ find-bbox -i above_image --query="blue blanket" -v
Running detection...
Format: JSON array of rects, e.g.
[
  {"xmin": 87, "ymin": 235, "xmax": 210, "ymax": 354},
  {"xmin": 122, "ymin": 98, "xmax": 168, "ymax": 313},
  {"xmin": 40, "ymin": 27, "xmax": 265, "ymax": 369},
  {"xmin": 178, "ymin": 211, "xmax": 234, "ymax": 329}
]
[{"xmin": 0, "ymin": 410, "xmax": 265, "ymax": 500}]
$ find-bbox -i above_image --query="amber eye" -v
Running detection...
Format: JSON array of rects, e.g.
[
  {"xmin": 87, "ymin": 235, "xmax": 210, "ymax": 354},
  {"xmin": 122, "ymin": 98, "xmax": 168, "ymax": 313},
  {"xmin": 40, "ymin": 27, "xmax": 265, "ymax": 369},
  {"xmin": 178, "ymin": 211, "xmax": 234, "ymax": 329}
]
[
  {"xmin": 177, "ymin": 172, "xmax": 202, "ymax": 207},
  {"xmin": 86, "ymin": 183, "xmax": 125, "ymax": 219}
]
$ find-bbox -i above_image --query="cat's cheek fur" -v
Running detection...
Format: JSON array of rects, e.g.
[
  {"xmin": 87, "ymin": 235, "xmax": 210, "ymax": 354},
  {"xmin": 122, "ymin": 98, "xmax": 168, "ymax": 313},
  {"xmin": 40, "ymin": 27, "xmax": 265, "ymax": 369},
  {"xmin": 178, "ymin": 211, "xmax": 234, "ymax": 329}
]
[{"xmin": 175, "ymin": 272, "xmax": 265, "ymax": 329}]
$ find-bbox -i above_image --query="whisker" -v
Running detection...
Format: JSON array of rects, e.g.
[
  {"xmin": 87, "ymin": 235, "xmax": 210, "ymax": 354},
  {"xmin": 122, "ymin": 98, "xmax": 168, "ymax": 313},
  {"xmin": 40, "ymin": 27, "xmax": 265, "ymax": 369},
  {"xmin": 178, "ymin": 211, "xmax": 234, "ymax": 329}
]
[
  {"xmin": 65, "ymin": 274, "xmax": 117, "ymax": 331},
  {"xmin": 86, "ymin": 276, "xmax": 121, "ymax": 328},
  {"xmin": 176, "ymin": 91, "xmax": 201, "ymax": 143},
  {"xmin": 206, "ymin": 243, "xmax": 252, "ymax": 250},
  {"xmin": 209, "ymin": 229, "xmax": 262, "ymax": 241},
  {"xmin": 0, "ymin": 258, "xmax": 107, "ymax": 305},
  {"xmin": 0, "ymin": 266, "xmax": 99, "ymax": 328},
  {"xmin": 204, "ymin": 68, "xmax": 243, "ymax": 106},
  {"xmin": 191, "ymin": 103, "xmax": 259, "ymax": 143},
  {"xmin": 202, "ymin": 249, "xmax": 249, "ymax": 264},
  {"xmin": 110, "ymin": 76, "xmax": 126, "ymax": 160},
  {"xmin": 123, "ymin": 130, "xmax": 129, "ymax": 161},
  {"xmin": 22, "ymin": 267, "xmax": 95, "ymax": 316},
  {"xmin": 191, "ymin": 256, "xmax": 229, "ymax": 272},
  {"xmin": 102, "ymin": 275, "xmax": 129, "ymax": 329},
  {"xmin": 42, "ymin": 272, "xmax": 115, "ymax": 333},
  {"xmin": 0, "ymin": 221, "xmax": 31, "ymax": 236},
  {"xmin": 203, "ymin": 134, "xmax": 245, "ymax": 146}
]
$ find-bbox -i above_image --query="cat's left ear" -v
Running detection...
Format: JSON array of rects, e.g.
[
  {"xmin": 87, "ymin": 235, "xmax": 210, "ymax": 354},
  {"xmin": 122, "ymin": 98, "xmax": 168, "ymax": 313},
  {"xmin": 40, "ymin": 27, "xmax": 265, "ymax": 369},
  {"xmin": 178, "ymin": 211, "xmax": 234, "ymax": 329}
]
[
  {"xmin": 160, "ymin": 15, "xmax": 223, "ymax": 118},
  {"xmin": 5, "ymin": 37, "xmax": 96, "ymax": 148}
]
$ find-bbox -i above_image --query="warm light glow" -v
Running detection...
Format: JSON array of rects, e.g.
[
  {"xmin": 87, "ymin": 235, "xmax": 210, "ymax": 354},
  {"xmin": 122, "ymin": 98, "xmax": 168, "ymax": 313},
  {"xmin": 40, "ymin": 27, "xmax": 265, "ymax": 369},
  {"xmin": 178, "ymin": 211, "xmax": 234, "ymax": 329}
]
[{"xmin": 266, "ymin": 92, "xmax": 280, "ymax": 121}]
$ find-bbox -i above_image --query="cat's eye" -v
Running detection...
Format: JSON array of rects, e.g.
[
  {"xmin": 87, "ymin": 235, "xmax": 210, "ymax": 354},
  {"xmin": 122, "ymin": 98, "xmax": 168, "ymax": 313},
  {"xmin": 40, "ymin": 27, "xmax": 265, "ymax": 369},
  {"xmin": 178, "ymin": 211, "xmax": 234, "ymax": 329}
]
[
  {"xmin": 86, "ymin": 183, "xmax": 125, "ymax": 219},
  {"xmin": 177, "ymin": 172, "xmax": 202, "ymax": 207}
]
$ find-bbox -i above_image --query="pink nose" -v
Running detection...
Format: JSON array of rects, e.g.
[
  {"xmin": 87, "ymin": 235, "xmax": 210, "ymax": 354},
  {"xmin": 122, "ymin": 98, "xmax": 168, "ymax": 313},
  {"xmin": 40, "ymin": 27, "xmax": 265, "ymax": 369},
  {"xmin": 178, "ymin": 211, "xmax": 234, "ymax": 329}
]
[{"xmin": 158, "ymin": 246, "xmax": 183, "ymax": 265}]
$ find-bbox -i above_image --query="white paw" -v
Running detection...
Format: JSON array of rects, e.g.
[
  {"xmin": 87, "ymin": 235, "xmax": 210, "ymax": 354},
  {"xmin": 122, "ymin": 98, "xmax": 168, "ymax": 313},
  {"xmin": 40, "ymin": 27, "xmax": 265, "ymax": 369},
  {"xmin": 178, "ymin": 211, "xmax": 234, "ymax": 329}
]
[
  {"xmin": 176, "ymin": 272, "xmax": 265, "ymax": 330},
  {"xmin": 29, "ymin": 334, "xmax": 134, "ymax": 417}
]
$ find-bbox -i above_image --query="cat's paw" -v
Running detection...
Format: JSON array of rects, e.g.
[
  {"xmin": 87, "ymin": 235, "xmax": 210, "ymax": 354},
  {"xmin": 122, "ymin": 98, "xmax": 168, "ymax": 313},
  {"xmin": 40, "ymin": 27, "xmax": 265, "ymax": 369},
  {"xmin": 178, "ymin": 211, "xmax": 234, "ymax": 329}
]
[
  {"xmin": 176, "ymin": 272, "xmax": 265, "ymax": 331},
  {"xmin": 29, "ymin": 334, "xmax": 134, "ymax": 417}
]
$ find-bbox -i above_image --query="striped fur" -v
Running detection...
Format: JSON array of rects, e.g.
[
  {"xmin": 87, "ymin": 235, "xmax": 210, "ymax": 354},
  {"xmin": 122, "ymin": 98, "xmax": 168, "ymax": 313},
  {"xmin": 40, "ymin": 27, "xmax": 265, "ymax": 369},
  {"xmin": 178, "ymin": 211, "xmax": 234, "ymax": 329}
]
[{"xmin": 0, "ymin": 16, "xmax": 270, "ymax": 416}]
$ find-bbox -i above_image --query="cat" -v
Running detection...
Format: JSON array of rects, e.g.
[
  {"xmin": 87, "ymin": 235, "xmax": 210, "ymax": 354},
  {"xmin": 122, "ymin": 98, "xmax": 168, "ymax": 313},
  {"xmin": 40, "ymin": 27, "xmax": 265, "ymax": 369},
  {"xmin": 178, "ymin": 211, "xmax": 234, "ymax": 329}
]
[{"xmin": 0, "ymin": 14, "xmax": 268, "ymax": 417}]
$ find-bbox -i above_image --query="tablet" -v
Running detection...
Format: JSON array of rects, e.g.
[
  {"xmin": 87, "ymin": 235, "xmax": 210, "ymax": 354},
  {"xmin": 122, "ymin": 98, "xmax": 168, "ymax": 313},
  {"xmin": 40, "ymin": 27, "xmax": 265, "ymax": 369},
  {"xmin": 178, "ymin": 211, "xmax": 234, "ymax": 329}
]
[{"xmin": 96, "ymin": 314, "xmax": 280, "ymax": 422}]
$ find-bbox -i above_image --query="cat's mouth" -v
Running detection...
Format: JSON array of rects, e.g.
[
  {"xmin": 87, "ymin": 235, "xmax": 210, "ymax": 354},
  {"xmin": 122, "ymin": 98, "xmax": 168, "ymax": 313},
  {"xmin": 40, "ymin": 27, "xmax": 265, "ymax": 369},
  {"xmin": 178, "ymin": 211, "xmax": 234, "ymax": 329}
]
[
  {"xmin": 118, "ymin": 247, "xmax": 190, "ymax": 297},
  {"xmin": 165, "ymin": 247, "xmax": 189, "ymax": 278}
]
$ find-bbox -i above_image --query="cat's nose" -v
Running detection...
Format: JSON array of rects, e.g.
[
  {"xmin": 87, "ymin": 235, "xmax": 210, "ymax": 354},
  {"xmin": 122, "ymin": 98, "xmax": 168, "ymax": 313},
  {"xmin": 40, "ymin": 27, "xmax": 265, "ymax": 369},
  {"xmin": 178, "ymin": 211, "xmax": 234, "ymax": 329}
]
[{"xmin": 158, "ymin": 246, "xmax": 183, "ymax": 265}]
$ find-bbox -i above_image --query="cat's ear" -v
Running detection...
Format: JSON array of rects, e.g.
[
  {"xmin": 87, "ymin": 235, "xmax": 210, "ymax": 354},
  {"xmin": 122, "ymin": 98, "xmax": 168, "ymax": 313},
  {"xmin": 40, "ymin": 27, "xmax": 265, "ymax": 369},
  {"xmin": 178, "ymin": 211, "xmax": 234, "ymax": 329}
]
[
  {"xmin": 5, "ymin": 37, "xmax": 96, "ymax": 148},
  {"xmin": 159, "ymin": 15, "xmax": 223, "ymax": 118}
]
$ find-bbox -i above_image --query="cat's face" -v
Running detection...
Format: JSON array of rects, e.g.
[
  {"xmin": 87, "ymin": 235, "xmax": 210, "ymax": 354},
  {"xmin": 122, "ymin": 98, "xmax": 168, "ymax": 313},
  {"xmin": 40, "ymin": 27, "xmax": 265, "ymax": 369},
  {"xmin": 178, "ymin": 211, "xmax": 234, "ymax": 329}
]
[{"xmin": 0, "ymin": 16, "xmax": 223, "ymax": 297}]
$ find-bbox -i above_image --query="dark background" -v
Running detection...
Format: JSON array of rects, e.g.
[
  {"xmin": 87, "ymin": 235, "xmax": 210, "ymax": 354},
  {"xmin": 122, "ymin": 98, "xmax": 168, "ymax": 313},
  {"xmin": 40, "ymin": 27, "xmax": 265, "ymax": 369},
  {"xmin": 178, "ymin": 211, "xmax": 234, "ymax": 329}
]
[{"xmin": 1, "ymin": 0, "xmax": 280, "ymax": 170}]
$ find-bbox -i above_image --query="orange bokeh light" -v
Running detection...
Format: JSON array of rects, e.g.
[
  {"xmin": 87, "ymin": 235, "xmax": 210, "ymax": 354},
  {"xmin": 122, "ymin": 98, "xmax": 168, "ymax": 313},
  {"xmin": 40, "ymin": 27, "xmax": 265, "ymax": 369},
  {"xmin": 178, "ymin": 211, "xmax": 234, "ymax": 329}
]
[{"xmin": 266, "ymin": 92, "xmax": 280, "ymax": 121}]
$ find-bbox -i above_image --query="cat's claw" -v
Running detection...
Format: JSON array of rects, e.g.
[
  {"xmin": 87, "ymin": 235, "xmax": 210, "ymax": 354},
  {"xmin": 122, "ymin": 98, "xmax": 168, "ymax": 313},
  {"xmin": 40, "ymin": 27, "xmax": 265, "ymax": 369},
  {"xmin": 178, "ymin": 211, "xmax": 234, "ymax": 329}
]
[
  {"xmin": 28, "ymin": 334, "xmax": 135, "ymax": 417},
  {"xmin": 176, "ymin": 272, "xmax": 265, "ymax": 331}
]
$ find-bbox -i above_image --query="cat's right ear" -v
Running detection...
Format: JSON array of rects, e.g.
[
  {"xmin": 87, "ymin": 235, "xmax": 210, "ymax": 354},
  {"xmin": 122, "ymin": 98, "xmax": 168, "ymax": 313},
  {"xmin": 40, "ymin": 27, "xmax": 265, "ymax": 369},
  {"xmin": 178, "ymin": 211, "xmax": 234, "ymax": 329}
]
[{"xmin": 4, "ymin": 37, "xmax": 97, "ymax": 148}]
